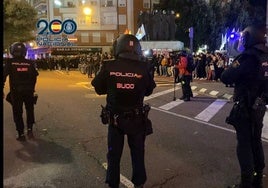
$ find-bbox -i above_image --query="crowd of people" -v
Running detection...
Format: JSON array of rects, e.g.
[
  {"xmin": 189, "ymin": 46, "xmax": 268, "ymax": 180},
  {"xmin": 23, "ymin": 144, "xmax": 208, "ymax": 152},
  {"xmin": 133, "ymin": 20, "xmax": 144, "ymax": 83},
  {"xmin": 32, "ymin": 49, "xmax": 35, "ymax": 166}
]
[
  {"xmin": 28, "ymin": 52, "xmax": 114, "ymax": 77},
  {"xmin": 18, "ymin": 50, "xmax": 232, "ymax": 87},
  {"xmin": 147, "ymin": 50, "xmax": 231, "ymax": 84}
]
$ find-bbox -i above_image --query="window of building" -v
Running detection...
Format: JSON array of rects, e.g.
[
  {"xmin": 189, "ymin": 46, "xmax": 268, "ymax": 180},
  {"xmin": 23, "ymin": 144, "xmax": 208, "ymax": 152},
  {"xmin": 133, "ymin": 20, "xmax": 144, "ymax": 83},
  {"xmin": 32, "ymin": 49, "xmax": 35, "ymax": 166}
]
[
  {"xmin": 106, "ymin": 32, "xmax": 114, "ymax": 43},
  {"xmin": 92, "ymin": 32, "xmax": 101, "ymax": 43},
  {"xmin": 81, "ymin": 32, "xmax": 89, "ymax": 43},
  {"xmin": 143, "ymin": 0, "xmax": 150, "ymax": 9},
  {"xmin": 100, "ymin": 0, "xmax": 115, "ymax": 7}
]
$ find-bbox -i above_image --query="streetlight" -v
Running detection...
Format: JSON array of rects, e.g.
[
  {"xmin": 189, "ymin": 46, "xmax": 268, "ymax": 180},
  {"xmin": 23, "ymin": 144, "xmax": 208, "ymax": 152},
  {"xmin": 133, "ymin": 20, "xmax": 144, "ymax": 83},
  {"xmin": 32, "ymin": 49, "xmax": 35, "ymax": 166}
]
[{"xmin": 83, "ymin": 7, "xmax": 92, "ymax": 15}]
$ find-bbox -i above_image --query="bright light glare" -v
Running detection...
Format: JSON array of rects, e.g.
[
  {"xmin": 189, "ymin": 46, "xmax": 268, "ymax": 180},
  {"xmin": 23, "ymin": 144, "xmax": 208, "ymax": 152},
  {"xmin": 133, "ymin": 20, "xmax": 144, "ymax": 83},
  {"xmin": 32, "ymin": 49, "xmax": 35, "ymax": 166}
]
[
  {"xmin": 54, "ymin": 0, "xmax": 62, "ymax": 6},
  {"xmin": 83, "ymin": 7, "xmax": 92, "ymax": 15}
]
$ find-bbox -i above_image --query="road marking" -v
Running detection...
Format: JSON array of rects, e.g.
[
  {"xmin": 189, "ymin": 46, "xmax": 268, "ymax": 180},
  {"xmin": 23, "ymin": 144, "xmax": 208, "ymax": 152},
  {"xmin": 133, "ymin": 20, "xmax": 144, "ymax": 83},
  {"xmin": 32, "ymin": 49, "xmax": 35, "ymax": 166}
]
[
  {"xmin": 151, "ymin": 106, "xmax": 268, "ymax": 143},
  {"xmin": 102, "ymin": 163, "xmax": 134, "ymax": 188},
  {"xmin": 199, "ymin": 88, "xmax": 207, "ymax": 93},
  {"xmin": 144, "ymin": 85, "xmax": 181, "ymax": 101},
  {"xmin": 158, "ymin": 92, "xmax": 198, "ymax": 110},
  {"xmin": 222, "ymin": 93, "xmax": 233, "ymax": 100},
  {"xmin": 195, "ymin": 99, "xmax": 228, "ymax": 122},
  {"xmin": 209, "ymin": 90, "xmax": 219, "ymax": 96},
  {"xmin": 159, "ymin": 99, "xmax": 184, "ymax": 110}
]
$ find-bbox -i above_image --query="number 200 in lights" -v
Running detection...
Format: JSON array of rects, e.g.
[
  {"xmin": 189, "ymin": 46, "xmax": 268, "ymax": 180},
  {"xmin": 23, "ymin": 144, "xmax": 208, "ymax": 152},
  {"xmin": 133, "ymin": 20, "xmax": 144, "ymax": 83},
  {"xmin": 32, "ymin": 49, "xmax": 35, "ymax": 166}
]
[{"xmin": 37, "ymin": 19, "xmax": 77, "ymax": 35}]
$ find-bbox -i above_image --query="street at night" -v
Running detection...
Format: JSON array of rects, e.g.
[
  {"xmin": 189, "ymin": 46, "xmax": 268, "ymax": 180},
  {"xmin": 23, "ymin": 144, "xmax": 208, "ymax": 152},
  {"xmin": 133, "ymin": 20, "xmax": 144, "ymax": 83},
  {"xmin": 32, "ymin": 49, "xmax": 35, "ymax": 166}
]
[{"xmin": 3, "ymin": 70, "xmax": 268, "ymax": 188}]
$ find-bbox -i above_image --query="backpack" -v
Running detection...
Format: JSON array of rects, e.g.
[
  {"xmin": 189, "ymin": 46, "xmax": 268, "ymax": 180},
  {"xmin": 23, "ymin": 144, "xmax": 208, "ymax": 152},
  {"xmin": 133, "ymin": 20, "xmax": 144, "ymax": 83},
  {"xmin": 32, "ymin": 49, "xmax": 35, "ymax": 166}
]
[{"xmin": 186, "ymin": 54, "xmax": 195, "ymax": 72}]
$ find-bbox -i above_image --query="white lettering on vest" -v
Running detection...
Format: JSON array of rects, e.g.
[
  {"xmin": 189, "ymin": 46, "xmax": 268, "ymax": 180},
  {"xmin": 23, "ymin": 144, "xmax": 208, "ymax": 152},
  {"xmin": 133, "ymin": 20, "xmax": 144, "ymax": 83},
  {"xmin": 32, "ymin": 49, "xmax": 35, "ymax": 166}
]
[
  {"xmin": 110, "ymin": 72, "xmax": 142, "ymax": 79},
  {"xmin": 116, "ymin": 83, "xmax": 135, "ymax": 89}
]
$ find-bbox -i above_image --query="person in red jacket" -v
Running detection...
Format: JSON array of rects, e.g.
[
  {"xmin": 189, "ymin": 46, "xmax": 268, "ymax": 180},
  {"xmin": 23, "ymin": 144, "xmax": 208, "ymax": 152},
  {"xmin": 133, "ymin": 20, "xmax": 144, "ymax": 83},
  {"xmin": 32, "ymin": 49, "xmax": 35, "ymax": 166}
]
[{"xmin": 175, "ymin": 52, "xmax": 193, "ymax": 101}]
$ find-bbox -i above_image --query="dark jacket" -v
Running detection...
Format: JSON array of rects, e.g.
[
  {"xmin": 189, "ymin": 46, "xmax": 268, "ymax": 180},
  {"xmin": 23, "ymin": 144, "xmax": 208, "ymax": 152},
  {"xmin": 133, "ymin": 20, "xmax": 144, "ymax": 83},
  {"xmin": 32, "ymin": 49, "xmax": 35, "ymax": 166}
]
[
  {"xmin": 3, "ymin": 57, "xmax": 39, "ymax": 93},
  {"xmin": 221, "ymin": 44, "xmax": 268, "ymax": 105},
  {"xmin": 91, "ymin": 56, "xmax": 156, "ymax": 113}
]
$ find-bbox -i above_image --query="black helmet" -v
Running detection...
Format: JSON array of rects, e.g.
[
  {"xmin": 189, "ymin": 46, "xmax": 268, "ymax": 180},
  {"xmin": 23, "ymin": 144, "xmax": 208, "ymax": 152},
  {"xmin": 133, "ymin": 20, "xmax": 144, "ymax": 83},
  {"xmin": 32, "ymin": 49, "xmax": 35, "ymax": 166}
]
[
  {"xmin": 10, "ymin": 42, "xmax": 27, "ymax": 57},
  {"xmin": 113, "ymin": 34, "xmax": 142, "ymax": 58},
  {"xmin": 240, "ymin": 24, "xmax": 266, "ymax": 49}
]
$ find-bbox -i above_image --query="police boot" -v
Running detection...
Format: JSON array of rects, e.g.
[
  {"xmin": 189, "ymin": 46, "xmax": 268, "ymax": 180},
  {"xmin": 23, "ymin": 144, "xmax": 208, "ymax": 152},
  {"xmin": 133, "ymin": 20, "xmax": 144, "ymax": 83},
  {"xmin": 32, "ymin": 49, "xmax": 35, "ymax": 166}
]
[
  {"xmin": 179, "ymin": 95, "xmax": 186, "ymax": 100},
  {"xmin": 27, "ymin": 129, "xmax": 34, "ymax": 139},
  {"xmin": 239, "ymin": 174, "xmax": 253, "ymax": 188},
  {"xmin": 252, "ymin": 172, "xmax": 263, "ymax": 188},
  {"xmin": 16, "ymin": 131, "xmax": 26, "ymax": 142},
  {"xmin": 183, "ymin": 94, "xmax": 191, "ymax": 101},
  {"xmin": 27, "ymin": 124, "xmax": 34, "ymax": 139},
  {"xmin": 228, "ymin": 174, "xmax": 253, "ymax": 188}
]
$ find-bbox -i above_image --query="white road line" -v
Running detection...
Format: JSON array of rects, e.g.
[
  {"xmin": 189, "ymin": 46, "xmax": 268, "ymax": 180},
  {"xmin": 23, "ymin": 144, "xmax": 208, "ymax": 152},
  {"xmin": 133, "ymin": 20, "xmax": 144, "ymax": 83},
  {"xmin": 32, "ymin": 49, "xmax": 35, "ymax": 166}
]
[
  {"xmin": 102, "ymin": 163, "xmax": 134, "ymax": 188},
  {"xmin": 151, "ymin": 106, "xmax": 268, "ymax": 143},
  {"xmin": 144, "ymin": 85, "xmax": 180, "ymax": 101},
  {"xmin": 195, "ymin": 99, "xmax": 228, "ymax": 122},
  {"xmin": 159, "ymin": 99, "xmax": 184, "ymax": 110},
  {"xmin": 158, "ymin": 92, "xmax": 198, "ymax": 110}
]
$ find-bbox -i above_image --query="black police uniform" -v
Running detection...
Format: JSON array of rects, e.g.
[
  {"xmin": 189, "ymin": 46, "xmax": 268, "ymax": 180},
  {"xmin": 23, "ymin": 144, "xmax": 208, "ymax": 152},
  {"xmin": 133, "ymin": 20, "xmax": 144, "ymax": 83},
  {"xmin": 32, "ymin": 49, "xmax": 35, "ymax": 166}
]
[
  {"xmin": 3, "ymin": 44, "xmax": 39, "ymax": 141},
  {"xmin": 221, "ymin": 25, "xmax": 268, "ymax": 188},
  {"xmin": 91, "ymin": 35, "xmax": 156, "ymax": 188}
]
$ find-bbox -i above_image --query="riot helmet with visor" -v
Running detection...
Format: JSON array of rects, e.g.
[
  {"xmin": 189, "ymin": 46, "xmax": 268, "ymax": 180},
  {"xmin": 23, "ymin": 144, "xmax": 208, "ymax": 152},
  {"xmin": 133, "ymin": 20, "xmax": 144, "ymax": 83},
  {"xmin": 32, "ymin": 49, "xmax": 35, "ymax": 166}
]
[{"xmin": 10, "ymin": 42, "xmax": 27, "ymax": 58}]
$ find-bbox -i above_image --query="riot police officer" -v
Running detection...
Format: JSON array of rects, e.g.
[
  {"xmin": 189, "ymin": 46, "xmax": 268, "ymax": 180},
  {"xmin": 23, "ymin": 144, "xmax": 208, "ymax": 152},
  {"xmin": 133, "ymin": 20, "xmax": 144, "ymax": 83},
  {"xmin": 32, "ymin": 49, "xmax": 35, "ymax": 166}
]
[
  {"xmin": 3, "ymin": 42, "xmax": 39, "ymax": 141},
  {"xmin": 91, "ymin": 34, "xmax": 156, "ymax": 188},
  {"xmin": 221, "ymin": 24, "xmax": 268, "ymax": 188}
]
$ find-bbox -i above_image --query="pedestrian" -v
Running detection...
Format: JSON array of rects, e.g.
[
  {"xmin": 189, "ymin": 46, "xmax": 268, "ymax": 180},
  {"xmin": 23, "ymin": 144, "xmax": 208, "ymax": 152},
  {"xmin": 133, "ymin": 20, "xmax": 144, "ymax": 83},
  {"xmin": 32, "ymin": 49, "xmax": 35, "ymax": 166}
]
[
  {"xmin": 3, "ymin": 42, "xmax": 39, "ymax": 141},
  {"xmin": 221, "ymin": 24, "xmax": 268, "ymax": 188},
  {"xmin": 175, "ymin": 51, "xmax": 193, "ymax": 101},
  {"xmin": 91, "ymin": 34, "xmax": 156, "ymax": 188}
]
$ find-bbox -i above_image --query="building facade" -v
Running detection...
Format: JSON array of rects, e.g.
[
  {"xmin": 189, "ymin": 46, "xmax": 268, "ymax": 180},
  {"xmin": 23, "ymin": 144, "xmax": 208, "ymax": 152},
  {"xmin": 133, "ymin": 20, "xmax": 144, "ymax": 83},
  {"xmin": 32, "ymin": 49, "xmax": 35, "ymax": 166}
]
[{"xmin": 30, "ymin": 0, "xmax": 160, "ymax": 58}]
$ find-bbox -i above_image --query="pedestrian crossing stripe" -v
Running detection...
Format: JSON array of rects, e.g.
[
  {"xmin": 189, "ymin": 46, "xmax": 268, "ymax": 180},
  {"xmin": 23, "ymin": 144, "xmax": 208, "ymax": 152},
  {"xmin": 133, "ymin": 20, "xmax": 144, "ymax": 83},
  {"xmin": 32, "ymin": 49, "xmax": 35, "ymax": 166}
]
[{"xmin": 195, "ymin": 99, "xmax": 228, "ymax": 122}]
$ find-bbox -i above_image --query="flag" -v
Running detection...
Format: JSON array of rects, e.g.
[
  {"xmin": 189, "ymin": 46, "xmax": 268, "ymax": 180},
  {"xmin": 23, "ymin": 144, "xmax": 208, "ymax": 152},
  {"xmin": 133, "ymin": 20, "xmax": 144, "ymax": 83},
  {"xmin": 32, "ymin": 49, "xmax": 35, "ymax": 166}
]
[{"xmin": 136, "ymin": 24, "xmax": 146, "ymax": 40}]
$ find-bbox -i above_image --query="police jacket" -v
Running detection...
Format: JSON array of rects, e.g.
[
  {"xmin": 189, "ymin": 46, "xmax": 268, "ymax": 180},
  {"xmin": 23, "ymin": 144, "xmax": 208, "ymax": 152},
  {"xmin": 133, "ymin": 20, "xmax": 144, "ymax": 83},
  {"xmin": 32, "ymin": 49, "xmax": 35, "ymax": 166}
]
[
  {"xmin": 91, "ymin": 54, "xmax": 156, "ymax": 113},
  {"xmin": 221, "ymin": 44, "xmax": 268, "ymax": 105},
  {"xmin": 3, "ymin": 57, "xmax": 39, "ymax": 93}
]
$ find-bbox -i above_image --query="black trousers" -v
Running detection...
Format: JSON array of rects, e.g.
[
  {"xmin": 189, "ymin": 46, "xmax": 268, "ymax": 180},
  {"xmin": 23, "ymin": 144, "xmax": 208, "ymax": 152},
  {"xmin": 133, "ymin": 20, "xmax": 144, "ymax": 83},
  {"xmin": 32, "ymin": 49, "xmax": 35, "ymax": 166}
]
[
  {"xmin": 235, "ymin": 108, "xmax": 265, "ymax": 177},
  {"xmin": 11, "ymin": 90, "xmax": 35, "ymax": 134},
  {"xmin": 106, "ymin": 125, "xmax": 147, "ymax": 188},
  {"xmin": 181, "ymin": 75, "xmax": 192, "ymax": 98}
]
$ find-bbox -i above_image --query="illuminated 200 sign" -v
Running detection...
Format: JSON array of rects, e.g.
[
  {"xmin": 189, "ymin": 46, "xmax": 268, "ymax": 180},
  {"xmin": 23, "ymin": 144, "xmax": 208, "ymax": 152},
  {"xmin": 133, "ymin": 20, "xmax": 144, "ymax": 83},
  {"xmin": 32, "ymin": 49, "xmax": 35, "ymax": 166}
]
[{"xmin": 37, "ymin": 19, "xmax": 77, "ymax": 35}]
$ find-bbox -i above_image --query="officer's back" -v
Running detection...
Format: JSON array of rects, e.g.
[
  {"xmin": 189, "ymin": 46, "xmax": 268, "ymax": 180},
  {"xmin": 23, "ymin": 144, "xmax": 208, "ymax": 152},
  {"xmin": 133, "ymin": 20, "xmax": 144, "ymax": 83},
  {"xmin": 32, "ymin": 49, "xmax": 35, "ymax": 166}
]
[{"xmin": 92, "ymin": 34, "xmax": 156, "ymax": 113}]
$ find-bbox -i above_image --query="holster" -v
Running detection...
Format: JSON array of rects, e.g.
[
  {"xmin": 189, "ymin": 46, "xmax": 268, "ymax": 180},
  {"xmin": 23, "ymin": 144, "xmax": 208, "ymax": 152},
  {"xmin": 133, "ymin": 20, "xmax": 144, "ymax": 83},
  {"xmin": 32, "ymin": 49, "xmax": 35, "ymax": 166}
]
[
  {"xmin": 142, "ymin": 104, "xmax": 153, "ymax": 135},
  {"xmin": 33, "ymin": 93, "xmax": 38, "ymax": 105},
  {"xmin": 6, "ymin": 92, "xmax": 13, "ymax": 105},
  {"xmin": 100, "ymin": 105, "xmax": 110, "ymax": 125},
  {"xmin": 225, "ymin": 100, "xmax": 249, "ymax": 127},
  {"xmin": 99, "ymin": 104, "xmax": 153, "ymax": 135}
]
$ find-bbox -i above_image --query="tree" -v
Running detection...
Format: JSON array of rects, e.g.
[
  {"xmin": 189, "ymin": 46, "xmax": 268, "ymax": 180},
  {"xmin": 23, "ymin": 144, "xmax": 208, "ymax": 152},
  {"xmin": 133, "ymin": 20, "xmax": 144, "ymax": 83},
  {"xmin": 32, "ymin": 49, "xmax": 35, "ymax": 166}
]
[
  {"xmin": 4, "ymin": 0, "xmax": 38, "ymax": 51},
  {"xmin": 160, "ymin": 0, "xmax": 266, "ymax": 51}
]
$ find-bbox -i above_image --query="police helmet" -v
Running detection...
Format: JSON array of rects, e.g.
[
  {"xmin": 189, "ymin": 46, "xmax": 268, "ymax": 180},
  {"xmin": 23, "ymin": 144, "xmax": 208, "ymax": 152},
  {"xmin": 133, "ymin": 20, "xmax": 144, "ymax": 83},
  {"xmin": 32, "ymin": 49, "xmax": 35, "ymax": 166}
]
[
  {"xmin": 240, "ymin": 24, "xmax": 266, "ymax": 49},
  {"xmin": 113, "ymin": 34, "xmax": 142, "ymax": 58},
  {"xmin": 10, "ymin": 42, "xmax": 27, "ymax": 57}
]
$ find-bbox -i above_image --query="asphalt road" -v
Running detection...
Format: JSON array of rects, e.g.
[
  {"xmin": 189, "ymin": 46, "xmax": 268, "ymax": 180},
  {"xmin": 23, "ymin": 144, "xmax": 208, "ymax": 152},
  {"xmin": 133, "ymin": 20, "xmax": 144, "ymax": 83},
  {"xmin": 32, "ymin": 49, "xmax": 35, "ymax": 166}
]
[{"xmin": 3, "ymin": 70, "xmax": 268, "ymax": 188}]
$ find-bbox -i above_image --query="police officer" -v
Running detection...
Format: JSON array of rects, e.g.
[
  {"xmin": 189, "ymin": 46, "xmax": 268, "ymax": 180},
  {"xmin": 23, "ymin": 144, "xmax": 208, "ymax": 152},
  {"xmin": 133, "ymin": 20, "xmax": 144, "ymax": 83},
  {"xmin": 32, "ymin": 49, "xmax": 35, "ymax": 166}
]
[
  {"xmin": 91, "ymin": 34, "xmax": 156, "ymax": 188},
  {"xmin": 3, "ymin": 42, "xmax": 39, "ymax": 141},
  {"xmin": 221, "ymin": 24, "xmax": 268, "ymax": 188}
]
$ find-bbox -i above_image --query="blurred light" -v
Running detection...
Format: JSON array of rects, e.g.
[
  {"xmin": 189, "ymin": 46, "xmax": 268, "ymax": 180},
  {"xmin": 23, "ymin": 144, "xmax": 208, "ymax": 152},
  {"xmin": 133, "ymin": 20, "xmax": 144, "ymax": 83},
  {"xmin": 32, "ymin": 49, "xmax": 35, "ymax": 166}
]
[
  {"xmin": 230, "ymin": 33, "xmax": 235, "ymax": 39},
  {"xmin": 54, "ymin": 0, "xmax": 62, "ymax": 6},
  {"xmin": 83, "ymin": 7, "xmax": 92, "ymax": 15},
  {"xmin": 143, "ymin": 50, "xmax": 150, "ymax": 56}
]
